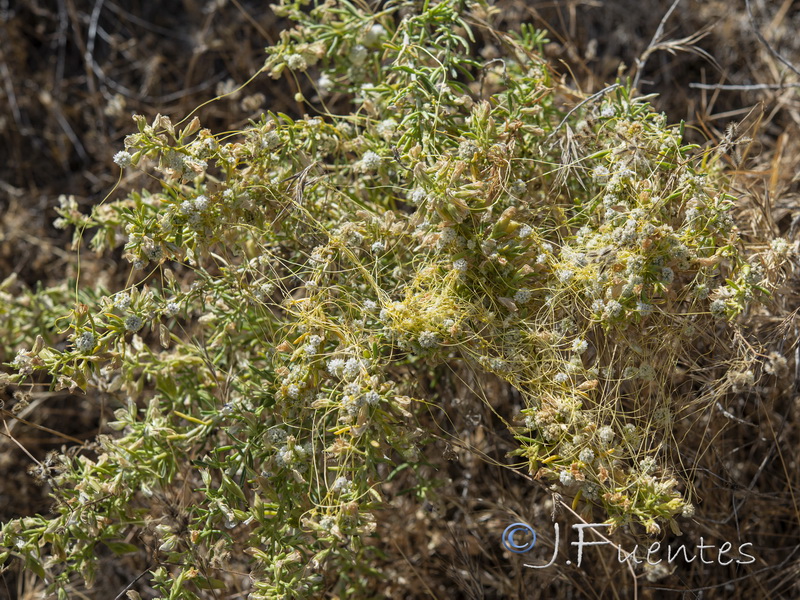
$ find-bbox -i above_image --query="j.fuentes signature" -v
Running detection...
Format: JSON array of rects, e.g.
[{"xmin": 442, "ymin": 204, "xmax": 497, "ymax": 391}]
[{"xmin": 502, "ymin": 522, "xmax": 755, "ymax": 568}]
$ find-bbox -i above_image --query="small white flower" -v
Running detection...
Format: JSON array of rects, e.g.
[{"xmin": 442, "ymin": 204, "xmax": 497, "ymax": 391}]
[
  {"xmin": 409, "ymin": 189, "xmax": 427, "ymax": 205},
  {"xmin": 113, "ymin": 150, "xmax": 133, "ymax": 168},
  {"xmin": 622, "ymin": 366, "xmax": 639, "ymax": 379},
  {"xmin": 579, "ymin": 448, "xmax": 595, "ymax": 463},
  {"xmin": 513, "ymin": 288, "xmax": 532, "ymax": 304},
  {"xmin": 600, "ymin": 105, "xmax": 615, "ymax": 118},
  {"xmin": 264, "ymin": 131, "xmax": 281, "ymax": 150},
  {"xmin": 458, "ymin": 140, "xmax": 478, "ymax": 160},
  {"xmin": 639, "ymin": 456, "xmax": 657, "ymax": 474},
  {"xmin": 604, "ymin": 300, "xmax": 623, "ymax": 319},
  {"xmin": 317, "ymin": 74, "xmax": 333, "ymax": 95},
  {"xmin": 418, "ymin": 331, "xmax": 438, "ymax": 348},
  {"xmin": 124, "ymin": 315, "xmax": 143, "ymax": 332},
  {"xmin": 364, "ymin": 23, "xmax": 386, "ymax": 46},
  {"xmin": 771, "ymin": 237, "xmax": 791, "ymax": 255},
  {"xmin": 359, "ymin": 151, "xmax": 381, "ymax": 172},
  {"xmin": 638, "ymin": 364, "xmax": 656, "ymax": 381},
  {"xmin": 342, "ymin": 357, "xmax": 361, "ymax": 380},
  {"xmin": 259, "ymin": 283, "xmax": 275, "ymax": 298},
  {"xmin": 349, "ymin": 44, "xmax": 368, "ymax": 66},
  {"xmin": 559, "ymin": 470, "xmax": 575, "ymax": 486},
  {"xmin": 331, "ymin": 476, "xmax": 351, "ymax": 493},
  {"xmin": 684, "ymin": 207, "xmax": 700, "ymax": 224},
  {"xmin": 710, "ymin": 299, "xmax": 726, "ymax": 316},
  {"xmin": 439, "ymin": 227, "xmax": 456, "ymax": 244},
  {"xmin": 693, "ymin": 283, "xmax": 709, "ymax": 300},
  {"xmin": 327, "ymin": 358, "xmax": 346, "ymax": 378},
  {"xmin": 509, "ymin": 179, "xmax": 527, "ymax": 197},
  {"xmin": 556, "ymin": 268, "xmax": 574, "ymax": 283},
  {"xmin": 75, "ymin": 331, "xmax": 95, "ymax": 353},
  {"xmin": 180, "ymin": 200, "xmax": 196, "ymax": 216},
  {"xmin": 194, "ymin": 195, "xmax": 209, "ymax": 212},
  {"xmin": 375, "ymin": 118, "xmax": 397, "ymax": 140},
  {"xmin": 571, "ymin": 338, "xmax": 588, "ymax": 355},
  {"xmin": 554, "ymin": 372, "xmax": 569, "ymax": 383},
  {"xmin": 597, "ymin": 425, "xmax": 615, "ymax": 445},
  {"xmin": 453, "ymin": 258, "xmax": 468, "ymax": 272},
  {"xmin": 285, "ymin": 53, "xmax": 308, "ymax": 71},
  {"xmin": 114, "ymin": 292, "xmax": 131, "ymax": 309},
  {"xmin": 371, "ymin": 241, "xmax": 385, "ymax": 253}
]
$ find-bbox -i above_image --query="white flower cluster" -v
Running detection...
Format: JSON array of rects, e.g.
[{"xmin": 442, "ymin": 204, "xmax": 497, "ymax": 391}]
[
  {"xmin": 600, "ymin": 105, "xmax": 615, "ymax": 118},
  {"xmin": 304, "ymin": 334, "xmax": 323, "ymax": 356},
  {"xmin": 709, "ymin": 299, "xmax": 727, "ymax": 317},
  {"xmin": 639, "ymin": 456, "xmax": 657, "ymax": 474},
  {"xmin": 513, "ymin": 288, "xmax": 532, "ymax": 304},
  {"xmin": 571, "ymin": 338, "xmax": 588, "ymax": 355},
  {"xmin": 409, "ymin": 188, "xmax": 427, "ymax": 205},
  {"xmin": 276, "ymin": 441, "xmax": 309, "ymax": 469},
  {"xmin": 559, "ymin": 470, "xmax": 575, "ymax": 486},
  {"xmin": 597, "ymin": 425, "xmax": 615, "ymax": 445},
  {"xmin": 458, "ymin": 140, "xmax": 478, "ymax": 160},
  {"xmin": 331, "ymin": 476, "xmax": 352, "ymax": 493},
  {"xmin": 363, "ymin": 23, "xmax": 386, "ymax": 47},
  {"xmin": 327, "ymin": 357, "xmax": 364, "ymax": 380},
  {"xmin": 771, "ymin": 237, "xmax": 792, "ymax": 255},
  {"xmin": 124, "ymin": 315, "xmax": 143, "ymax": 332},
  {"xmin": 285, "ymin": 53, "xmax": 308, "ymax": 72},
  {"xmin": 180, "ymin": 195, "xmax": 210, "ymax": 224},
  {"xmin": 509, "ymin": 179, "xmax": 527, "ymax": 197},
  {"xmin": 349, "ymin": 44, "xmax": 368, "ymax": 66},
  {"xmin": 113, "ymin": 150, "xmax": 133, "ymax": 168},
  {"xmin": 375, "ymin": 118, "xmax": 397, "ymax": 140},
  {"xmin": 11, "ymin": 349, "xmax": 33, "ymax": 375},
  {"xmin": 358, "ymin": 151, "xmax": 381, "ymax": 172},
  {"xmin": 418, "ymin": 331, "xmax": 439, "ymax": 348},
  {"xmin": 75, "ymin": 331, "xmax": 95, "ymax": 353},
  {"xmin": 592, "ymin": 165, "xmax": 609, "ymax": 180},
  {"xmin": 114, "ymin": 292, "xmax": 132, "ymax": 309},
  {"xmin": 556, "ymin": 268, "xmax": 574, "ymax": 283}
]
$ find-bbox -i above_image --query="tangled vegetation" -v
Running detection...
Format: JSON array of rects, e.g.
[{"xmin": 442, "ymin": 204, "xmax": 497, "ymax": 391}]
[{"xmin": 0, "ymin": 0, "xmax": 794, "ymax": 597}]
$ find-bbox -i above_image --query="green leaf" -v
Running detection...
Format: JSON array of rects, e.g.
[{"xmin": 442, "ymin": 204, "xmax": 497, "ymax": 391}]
[
  {"xmin": 195, "ymin": 577, "xmax": 226, "ymax": 590},
  {"xmin": 104, "ymin": 541, "xmax": 141, "ymax": 555}
]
